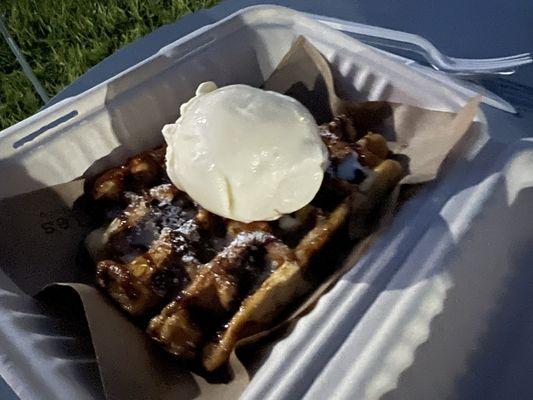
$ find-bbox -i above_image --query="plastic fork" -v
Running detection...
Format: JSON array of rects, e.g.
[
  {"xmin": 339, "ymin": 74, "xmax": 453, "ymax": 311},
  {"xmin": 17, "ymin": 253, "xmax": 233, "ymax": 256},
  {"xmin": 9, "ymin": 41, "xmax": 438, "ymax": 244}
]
[
  {"xmin": 306, "ymin": 14, "xmax": 532, "ymax": 76},
  {"xmin": 372, "ymin": 47, "xmax": 518, "ymax": 113}
]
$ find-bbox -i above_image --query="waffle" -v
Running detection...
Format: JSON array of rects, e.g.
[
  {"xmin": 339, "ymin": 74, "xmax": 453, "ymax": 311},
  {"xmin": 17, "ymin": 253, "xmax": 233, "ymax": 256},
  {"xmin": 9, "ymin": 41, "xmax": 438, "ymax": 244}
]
[{"xmin": 85, "ymin": 114, "xmax": 405, "ymax": 371}]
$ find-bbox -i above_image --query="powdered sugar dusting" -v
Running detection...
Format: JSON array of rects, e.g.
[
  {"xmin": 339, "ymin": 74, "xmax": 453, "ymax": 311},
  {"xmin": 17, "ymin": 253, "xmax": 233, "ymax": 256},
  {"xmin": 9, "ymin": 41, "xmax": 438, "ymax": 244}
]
[
  {"xmin": 219, "ymin": 230, "xmax": 274, "ymax": 260},
  {"xmin": 233, "ymin": 230, "xmax": 272, "ymax": 246},
  {"xmin": 149, "ymin": 183, "xmax": 176, "ymax": 205},
  {"xmin": 176, "ymin": 219, "xmax": 201, "ymax": 242}
]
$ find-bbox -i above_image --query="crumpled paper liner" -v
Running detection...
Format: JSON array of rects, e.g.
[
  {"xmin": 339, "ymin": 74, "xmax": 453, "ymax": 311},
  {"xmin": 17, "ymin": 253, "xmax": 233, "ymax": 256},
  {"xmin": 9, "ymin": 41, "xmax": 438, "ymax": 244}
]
[{"xmin": 0, "ymin": 37, "xmax": 479, "ymax": 400}]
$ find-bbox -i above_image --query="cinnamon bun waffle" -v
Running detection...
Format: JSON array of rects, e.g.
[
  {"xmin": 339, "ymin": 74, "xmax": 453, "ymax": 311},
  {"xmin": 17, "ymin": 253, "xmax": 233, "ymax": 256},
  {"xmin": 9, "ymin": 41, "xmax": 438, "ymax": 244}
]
[{"xmin": 85, "ymin": 114, "xmax": 404, "ymax": 371}]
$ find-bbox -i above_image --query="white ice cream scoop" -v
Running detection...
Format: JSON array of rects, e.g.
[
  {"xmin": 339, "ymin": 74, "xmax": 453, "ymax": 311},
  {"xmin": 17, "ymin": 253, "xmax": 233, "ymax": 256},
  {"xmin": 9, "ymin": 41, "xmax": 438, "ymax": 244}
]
[{"xmin": 162, "ymin": 82, "xmax": 328, "ymax": 222}]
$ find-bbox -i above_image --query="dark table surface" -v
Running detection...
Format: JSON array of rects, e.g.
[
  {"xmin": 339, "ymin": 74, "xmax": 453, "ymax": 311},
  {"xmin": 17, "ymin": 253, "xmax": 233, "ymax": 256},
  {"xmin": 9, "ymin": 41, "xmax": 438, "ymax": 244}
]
[{"xmin": 2, "ymin": 0, "xmax": 532, "ymax": 398}]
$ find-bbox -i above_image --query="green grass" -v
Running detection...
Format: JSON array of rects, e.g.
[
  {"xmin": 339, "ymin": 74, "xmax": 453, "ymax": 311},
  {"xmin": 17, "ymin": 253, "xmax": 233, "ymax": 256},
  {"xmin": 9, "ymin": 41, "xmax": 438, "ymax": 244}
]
[{"xmin": 0, "ymin": 0, "xmax": 218, "ymax": 130}]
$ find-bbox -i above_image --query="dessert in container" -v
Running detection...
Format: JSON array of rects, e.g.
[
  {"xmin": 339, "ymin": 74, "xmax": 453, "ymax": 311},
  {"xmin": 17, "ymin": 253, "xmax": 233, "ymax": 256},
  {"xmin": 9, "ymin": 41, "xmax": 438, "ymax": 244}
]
[{"xmin": 0, "ymin": 5, "xmax": 531, "ymax": 400}]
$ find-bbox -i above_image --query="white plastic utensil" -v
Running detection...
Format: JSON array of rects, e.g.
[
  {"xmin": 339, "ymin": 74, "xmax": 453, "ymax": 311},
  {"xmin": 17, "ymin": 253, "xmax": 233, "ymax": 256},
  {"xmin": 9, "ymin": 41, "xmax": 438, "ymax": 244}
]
[{"xmin": 306, "ymin": 13, "xmax": 532, "ymax": 75}]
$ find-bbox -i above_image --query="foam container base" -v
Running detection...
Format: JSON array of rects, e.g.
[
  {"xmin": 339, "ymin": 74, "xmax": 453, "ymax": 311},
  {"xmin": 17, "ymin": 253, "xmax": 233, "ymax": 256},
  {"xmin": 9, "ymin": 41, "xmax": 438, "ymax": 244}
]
[{"xmin": 0, "ymin": 5, "xmax": 530, "ymax": 400}]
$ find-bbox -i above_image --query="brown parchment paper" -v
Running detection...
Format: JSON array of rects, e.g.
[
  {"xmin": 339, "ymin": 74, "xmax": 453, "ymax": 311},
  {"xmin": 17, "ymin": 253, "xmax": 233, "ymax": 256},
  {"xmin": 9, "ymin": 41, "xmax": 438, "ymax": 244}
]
[{"xmin": 0, "ymin": 37, "xmax": 479, "ymax": 400}]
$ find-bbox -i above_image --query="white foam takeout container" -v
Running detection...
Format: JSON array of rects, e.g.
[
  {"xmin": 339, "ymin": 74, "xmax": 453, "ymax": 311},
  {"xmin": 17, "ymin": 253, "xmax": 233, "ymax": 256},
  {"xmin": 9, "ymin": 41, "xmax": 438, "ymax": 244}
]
[{"xmin": 1, "ymin": 5, "xmax": 532, "ymax": 400}]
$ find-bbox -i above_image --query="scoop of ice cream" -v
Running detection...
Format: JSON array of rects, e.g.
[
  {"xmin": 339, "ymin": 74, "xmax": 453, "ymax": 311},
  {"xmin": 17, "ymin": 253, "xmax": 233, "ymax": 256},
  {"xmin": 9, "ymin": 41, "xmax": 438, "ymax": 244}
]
[{"xmin": 162, "ymin": 82, "xmax": 327, "ymax": 222}]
